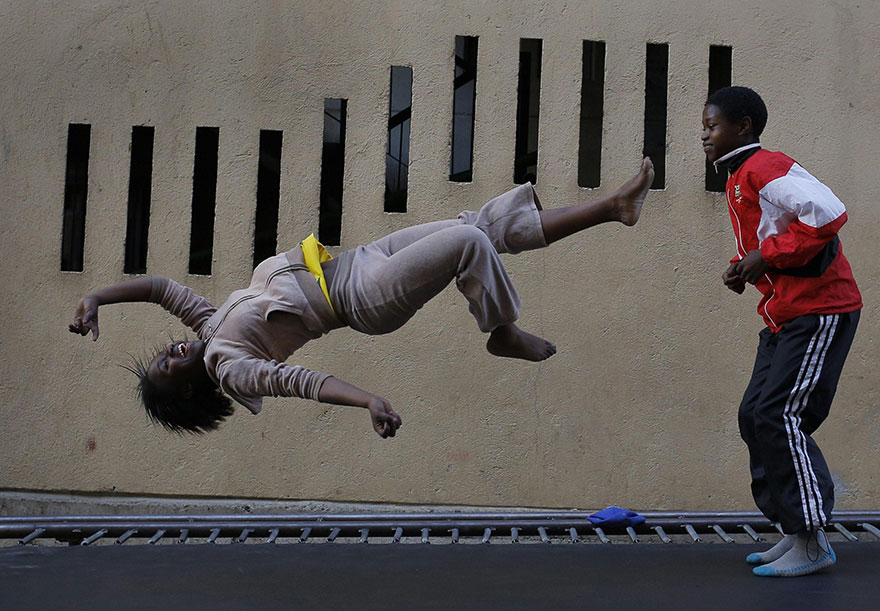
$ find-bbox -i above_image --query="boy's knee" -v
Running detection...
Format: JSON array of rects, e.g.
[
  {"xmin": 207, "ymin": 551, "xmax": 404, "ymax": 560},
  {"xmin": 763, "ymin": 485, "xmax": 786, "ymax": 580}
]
[{"xmin": 448, "ymin": 224, "xmax": 493, "ymax": 252}]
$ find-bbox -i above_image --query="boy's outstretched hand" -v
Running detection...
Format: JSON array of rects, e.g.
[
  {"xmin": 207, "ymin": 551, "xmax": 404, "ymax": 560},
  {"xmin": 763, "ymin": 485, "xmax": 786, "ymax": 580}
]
[
  {"xmin": 722, "ymin": 263, "xmax": 746, "ymax": 294},
  {"xmin": 69, "ymin": 295, "xmax": 100, "ymax": 340},
  {"xmin": 735, "ymin": 249, "xmax": 769, "ymax": 284},
  {"xmin": 367, "ymin": 396, "xmax": 402, "ymax": 439}
]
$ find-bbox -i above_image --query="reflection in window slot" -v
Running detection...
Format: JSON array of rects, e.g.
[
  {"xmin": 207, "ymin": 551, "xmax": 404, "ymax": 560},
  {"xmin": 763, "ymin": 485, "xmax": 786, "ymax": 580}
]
[
  {"xmin": 514, "ymin": 38, "xmax": 542, "ymax": 185},
  {"xmin": 320, "ymin": 99, "xmax": 347, "ymax": 246},
  {"xmin": 450, "ymin": 36, "xmax": 478, "ymax": 182},
  {"xmin": 385, "ymin": 66, "xmax": 412, "ymax": 213}
]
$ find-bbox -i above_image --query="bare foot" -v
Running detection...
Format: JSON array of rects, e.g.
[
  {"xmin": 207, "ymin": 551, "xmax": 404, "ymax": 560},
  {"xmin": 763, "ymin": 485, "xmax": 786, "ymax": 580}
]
[
  {"xmin": 614, "ymin": 157, "xmax": 654, "ymax": 226},
  {"xmin": 486, "ymin": 324, "xmax": 557, "ymax": 362}
]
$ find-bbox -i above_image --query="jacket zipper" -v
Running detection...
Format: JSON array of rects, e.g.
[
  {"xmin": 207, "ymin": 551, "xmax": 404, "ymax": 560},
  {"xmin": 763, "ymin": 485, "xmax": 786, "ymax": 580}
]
[{"xmin": 206, "ymin": 263, "xmax": 307, "ymax": 343}]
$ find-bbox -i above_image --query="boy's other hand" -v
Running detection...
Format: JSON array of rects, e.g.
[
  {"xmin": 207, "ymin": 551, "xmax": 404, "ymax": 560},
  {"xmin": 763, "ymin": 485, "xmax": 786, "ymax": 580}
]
[
  {"xmin": 69, "ymin": 295, "xmax": 100, "ymax": 340},
  {"xmin": 735, "ymin": 249, "xmax": 769, "ymax": 284},
  {"xmin": 722, "ymin": 263, "xmax": 746, "ymax": 294},
  {"xmin": 366, "ymin": 395, "xmax": 402, "ymax": 439}
]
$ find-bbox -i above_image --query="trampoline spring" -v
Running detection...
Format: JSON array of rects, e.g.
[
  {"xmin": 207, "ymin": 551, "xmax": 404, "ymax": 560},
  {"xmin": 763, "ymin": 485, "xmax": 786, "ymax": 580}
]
[
  {"xmin": 510, "ymin": 527, "xmax": 520, "ymax": 543},
  {"xmin": 683, "ymin": 524, "xmax": 702, "ymax": 543},
  {"xmin": 711, "ymin": 525, "xmax": 734, "ymax": 543},
  {"xmin": 831, "ymin": 523, "xmax": 858, "ymax": 542},
  {"xmin": 858, "ymin": 523, "xmax": 880, "ymax": 540},
  {"xmin": 267, "ymin": 528, "xmax": 280, "ymax": 544},
  {"xmin": 81, "ymin": 529, "xmax": 108, "ymax": 546},
  {"xmin": 392, "ymin": 527, "xmax": 403, "ymax": 543},
  {"xmin": 147, "ymin": 530, "xmax": 166, "ymax": 545},
  {"xmin": 652, "ymin": 526, "xmax": 672, "ymax": 544},
  {"xmin": 421, "ymin": 528, "xmax": 430, "ymax": 544},
  {"xmin": 300, "ymin": 527, "xmax": 312, "ymax": 543},
  {"xmin": 450, "ymin": 528, "xmax": 460, "ymax": 544},
  {"xmin": 740, "ymin": 524, "xmax": 764, "ymax": 542},
  {"xmin": 238, "ymin": 529, "xmax": 252, "ymax": 544},
  {"xmin": 538, "ymin": 527, "xmax": 551, "ymax": 544},
  {"xmin": 359, "ymin": 528, "xmax": 369, "ymax": 544},
  {"xmin": 773, "ymin": 523, "xmax": 785, "ymax": 536},
  {"xmin": 481, "ymin": 528, "xmax": 492, "ymax": 544},
  {"xmin": 626, "ymin": 527, "xmax": 639, "ymax": 543},
  {"xmin": 115, "ymin": 529, "xmax": 137, "ymax": 545},
  {"xmin": 207, "ymin": 528, "xmax": 221, "ymax": 544},
  {"xmin": 19, "ymin": 528, "xmax": 46, "ymax": 545},
  {"xmin": 569, "ymin": 527, "xmax": 580, "ymax": 543},
  {"xmin": 593, "ymin": 527, "xmax": 610, "ymax": 544},
  {"xmin": 327, "ymin": 528, "xmax": 340, "ymax": 543}
]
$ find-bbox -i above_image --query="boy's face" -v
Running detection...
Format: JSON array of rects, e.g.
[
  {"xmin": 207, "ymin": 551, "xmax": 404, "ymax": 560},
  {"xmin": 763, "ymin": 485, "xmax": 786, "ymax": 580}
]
[{"xmin": 701, "ymin": 104, "xmax": 751, "ymax": 163}]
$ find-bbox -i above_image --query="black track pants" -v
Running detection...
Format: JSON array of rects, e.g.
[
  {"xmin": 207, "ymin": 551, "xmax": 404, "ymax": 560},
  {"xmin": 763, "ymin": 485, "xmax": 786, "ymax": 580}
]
[{"xmin": 738, "ymin": 310, "xmax": 859, "ymax": 534}]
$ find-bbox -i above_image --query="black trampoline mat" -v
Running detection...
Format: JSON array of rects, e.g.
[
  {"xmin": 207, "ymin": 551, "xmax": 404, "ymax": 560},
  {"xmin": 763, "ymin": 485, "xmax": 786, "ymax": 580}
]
[{"xmin": 2, "ymin": 542, "xmax": 879, "ymax": 610}]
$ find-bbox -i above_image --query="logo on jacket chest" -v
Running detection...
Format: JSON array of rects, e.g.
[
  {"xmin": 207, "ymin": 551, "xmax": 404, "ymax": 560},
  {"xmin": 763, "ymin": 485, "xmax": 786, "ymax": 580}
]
[{"xmin": 733, "ymin": 184, "xmax": 742, "ymax": 204}]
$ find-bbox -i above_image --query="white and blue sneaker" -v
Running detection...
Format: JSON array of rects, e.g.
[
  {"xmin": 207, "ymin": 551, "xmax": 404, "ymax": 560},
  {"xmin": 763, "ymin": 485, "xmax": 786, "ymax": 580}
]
[{"xmin": 752, "ymin": 529, "xmax": 835, "ymax": 577}]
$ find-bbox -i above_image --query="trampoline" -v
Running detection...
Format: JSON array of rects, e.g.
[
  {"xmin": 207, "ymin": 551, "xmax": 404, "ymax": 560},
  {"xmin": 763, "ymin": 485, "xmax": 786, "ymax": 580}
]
[{"xmin": 2, "ymin": 511, "xmax": 878, "ymax": 610}]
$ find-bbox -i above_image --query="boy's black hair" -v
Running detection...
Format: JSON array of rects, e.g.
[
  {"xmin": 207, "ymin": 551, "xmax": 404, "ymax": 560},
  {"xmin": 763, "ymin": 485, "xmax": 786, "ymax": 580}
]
[
  {"xmin": 122, "ymin": 357, "xmax": 234, "ymax": 434},
  {"xmin": 706, "ymin": 86, "xmax": 768, "ymax": 139}
]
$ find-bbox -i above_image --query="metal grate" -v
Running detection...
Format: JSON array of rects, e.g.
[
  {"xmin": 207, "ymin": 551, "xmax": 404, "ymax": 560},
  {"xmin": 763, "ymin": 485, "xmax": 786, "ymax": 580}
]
[{"xmin": 3, "ymin": 511, "xmax": 879, "ymax": 546}]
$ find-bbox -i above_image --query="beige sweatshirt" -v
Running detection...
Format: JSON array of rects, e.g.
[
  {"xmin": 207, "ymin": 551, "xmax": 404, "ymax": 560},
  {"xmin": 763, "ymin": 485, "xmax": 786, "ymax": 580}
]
[{"xmin": 149, "ymin": 247, "xmax": 343, "ymax": 415}]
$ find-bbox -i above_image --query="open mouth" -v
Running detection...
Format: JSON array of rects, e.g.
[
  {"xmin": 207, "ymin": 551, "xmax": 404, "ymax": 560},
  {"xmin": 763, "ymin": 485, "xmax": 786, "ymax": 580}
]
[{"xmin": 177, "ymin": 343, "xmax": 187, "ymax": 358}]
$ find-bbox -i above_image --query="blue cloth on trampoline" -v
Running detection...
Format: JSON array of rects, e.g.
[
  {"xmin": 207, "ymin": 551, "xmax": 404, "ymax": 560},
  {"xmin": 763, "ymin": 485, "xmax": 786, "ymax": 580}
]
[{"xmin": 588, "ymin": 506, "xmax": 645, "ymax": 527}]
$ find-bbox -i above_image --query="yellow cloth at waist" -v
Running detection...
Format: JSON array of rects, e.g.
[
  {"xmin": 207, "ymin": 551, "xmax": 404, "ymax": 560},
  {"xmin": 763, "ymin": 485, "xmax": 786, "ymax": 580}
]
[{"xmin": 300, "ymin": 234, "xmax": 334, "ymax": 310}]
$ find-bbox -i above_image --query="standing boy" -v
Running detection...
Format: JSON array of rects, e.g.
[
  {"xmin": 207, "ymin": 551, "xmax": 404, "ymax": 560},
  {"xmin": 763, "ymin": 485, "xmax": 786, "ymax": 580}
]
[{"xmin": 701, "ymin": 86, "xmax": 862, "ymax": 577}]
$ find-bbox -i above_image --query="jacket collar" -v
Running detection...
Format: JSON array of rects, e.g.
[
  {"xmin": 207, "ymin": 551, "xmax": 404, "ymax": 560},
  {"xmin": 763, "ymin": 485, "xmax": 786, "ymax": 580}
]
[{"xmin": 714, "ymin": 142, "xmax": 761, "ymax": 174}]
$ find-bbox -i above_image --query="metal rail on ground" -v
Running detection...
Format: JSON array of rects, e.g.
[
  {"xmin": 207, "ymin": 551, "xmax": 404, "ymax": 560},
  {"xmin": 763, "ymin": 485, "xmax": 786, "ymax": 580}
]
[{"xmin": 2, "ymin": 510, "xmax": 879, "ymax": 546}]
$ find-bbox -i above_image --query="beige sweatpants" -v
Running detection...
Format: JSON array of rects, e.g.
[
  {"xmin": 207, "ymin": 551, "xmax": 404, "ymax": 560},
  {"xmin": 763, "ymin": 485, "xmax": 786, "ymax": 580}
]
[{"xmin": 329, "ymin": 183, "xmax": 546, "ymax": 335}]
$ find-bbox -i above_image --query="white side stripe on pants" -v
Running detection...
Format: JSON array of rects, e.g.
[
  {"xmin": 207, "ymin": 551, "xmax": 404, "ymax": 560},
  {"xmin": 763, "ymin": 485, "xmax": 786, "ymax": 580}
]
[{"xmin": 782, "ymin": 314, "xmax": 838, "ymax": 530}]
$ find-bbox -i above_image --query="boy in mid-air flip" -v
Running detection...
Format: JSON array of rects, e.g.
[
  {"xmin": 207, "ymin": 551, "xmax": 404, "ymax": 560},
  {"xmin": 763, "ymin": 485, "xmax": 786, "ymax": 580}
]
[
  {"xmin": 71, "ymin": 159, "xmax": 654, "ymax": 439},
  {"xmin": 702, "ymin": 86, "xmax": 861, "ymax": 577}
]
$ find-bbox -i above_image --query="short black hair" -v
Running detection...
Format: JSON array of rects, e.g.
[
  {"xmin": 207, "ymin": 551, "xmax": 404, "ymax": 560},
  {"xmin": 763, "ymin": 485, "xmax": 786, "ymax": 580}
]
[
  {"xmin": 123, "ymin": 357, "xmax": 234, "ymax": 434},
  {"xmin": 706, "ymin": 86, "xmax": 768, "ymax": 139}
]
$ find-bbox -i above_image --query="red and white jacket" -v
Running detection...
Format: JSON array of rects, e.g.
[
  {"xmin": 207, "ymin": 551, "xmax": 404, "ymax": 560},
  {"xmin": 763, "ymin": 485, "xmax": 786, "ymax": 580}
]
[{"xmin": 719, "ymin": 144, "xmax": 861, "ymax": 332}]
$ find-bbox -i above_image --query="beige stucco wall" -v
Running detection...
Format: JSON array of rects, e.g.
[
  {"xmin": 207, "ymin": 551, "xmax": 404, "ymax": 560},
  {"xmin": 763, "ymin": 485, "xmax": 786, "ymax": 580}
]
[{"xmin": 1, "ymin": 0, "xmax": 877, "ymax": 511}]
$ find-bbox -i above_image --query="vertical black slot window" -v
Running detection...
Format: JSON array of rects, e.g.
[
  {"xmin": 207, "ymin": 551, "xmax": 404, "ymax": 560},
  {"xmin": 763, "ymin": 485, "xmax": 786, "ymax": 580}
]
[
  {"xmin": 319, "ymin": 98, "xmax": 346, "ymax": 246},
  {"xmin": 124, "ymin": 126, "xmax": 154, "ymax": 274},
  {"xmin": 643, "ymin": 43, "xmax": 668, "ymax": 189},
  {"xmin": 61, "ymin": 123, "xmax": 91, "ymax": 271},
  {"xmin": 706, "ymin": 45, "xmax": 732, "ymax": 192},
  {"xmin": 253, "ymin": 130, "xmax": 283, "ymax": 267},
  {"xmin": 189, "ymin": 127, "xmax": 219, "ymax": 275},
  {"xmin": 385, "ymin": 66, "xmax": 412, "ymax": 213},
  {"xmin": 450, "ymin": 35, "xmax": 478, "ymax": 182},
  {"xmin": 578, "ymin": 40, "xmax": 606, "ymax": 188},
  {"xmin": 514, "ymin": 38, "xmax": 542, "ymax": 184}
]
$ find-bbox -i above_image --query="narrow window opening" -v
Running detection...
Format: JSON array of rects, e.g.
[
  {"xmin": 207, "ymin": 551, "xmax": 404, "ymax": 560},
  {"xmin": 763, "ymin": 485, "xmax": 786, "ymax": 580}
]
[
  {"xmin": 319, "ymin": 99, "xmax": 346, "ymax": 246},
  {"xmin": 450, "ymin": 35, "xmax": 478, "ymax": 182},
  {"xmin": 706, "ymin": 45, "xmax": 732, "ymax": 192},
  {"xmin": 124, "ymin": 125, "xmax": 154, "ymax": 274},
  {"xmin": 514, "ymin": 38, "xmax": 542, "ymax": 184},
  {"xmin": 189, "ymin": 127, "xmax": 219, "ymax": 275},
  {"xmin": 578, "ymin": 40, "xmax": 606, "ymax": 188},
  {"xmin": 643, "ymin": 43, "xmax": 668, "ymax": 189},
  {"xmin": 253, "ymin": 130, "xmax": 283, "ymax": 267},
  {"xmin": 385, "ymin": 66, "xmax": 412, "ymax": 213},
  {"xmin": 61, "ymin": 123, "xmax": 91, "ymax": 272}
]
